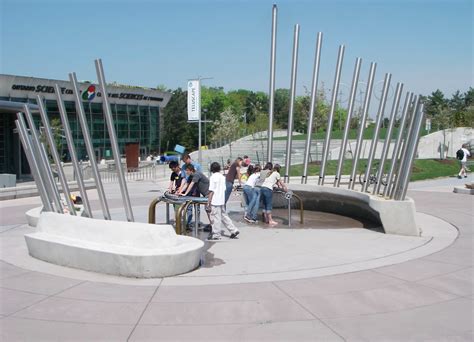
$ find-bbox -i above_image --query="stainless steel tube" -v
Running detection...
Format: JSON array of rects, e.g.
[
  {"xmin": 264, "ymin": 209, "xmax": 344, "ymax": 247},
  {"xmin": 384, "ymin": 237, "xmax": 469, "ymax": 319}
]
[
  {"xmin": 23, "ymin": 104, "xmax": 63, "ymax": 212},
  {"xmin": 361, "ymin": 73, "xmax": 391, "ymax": 192},
  {"xmin": 284, "ymin": 24, "xmax": 300, "ymax": 183},
  {"xmin": 15, "ymin": 116, "xmax": 53, "ymax": 212},
  {"xmin": 302, "ymin": 32, "xmax": 323, "ymax": 184},
  {"xmin": 334, "ymin": 57, "xmax": 361, "ymax": 187},
  {"xmin": 374, "ymin": 82, "xmax": 403, "ymax": 195},
  {"xmin": 36, "ymin": 95, "xmax": 76, "ymax": 215},
  {"xmin": 95, "ymin": 59, "xmax": 134, "ymax": 222},
  {"xmin": 267, "ymin": 4, "xmax": 278, "ymax": 163},
  {"xmin": 319, "ymin": 45, "xmax": 345, "ymax": 185},
  {"xmin": 384, "ymin": 92, "xmax": 412, "ymax": 197},
  {"xmin": 349, "ymin": 62, "xmax": 377, "ymax": 189},
  {"xmin": 69, "ymin": 72, "xmax": 111, "ymax": 220},
  {"xmin": 55, "ymin": 84, "xmax": 92, "ymax": 217}
]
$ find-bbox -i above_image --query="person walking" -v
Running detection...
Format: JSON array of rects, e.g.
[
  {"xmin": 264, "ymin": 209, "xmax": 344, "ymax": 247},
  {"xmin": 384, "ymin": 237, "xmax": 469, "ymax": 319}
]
[
  {"xmin": 457, "ymin": 144, "xmax": 471, "ymax": 179},
  {"xmin": 206, "ymin": 162, "xmax": 240, "ymax": 240},
  {"xmin": 260, "ymin": 164, "xmax": 287, "ymax": 226},
  {"xmin": 225, "ymin": 157, "xmax": 243, "ymax": 204}
]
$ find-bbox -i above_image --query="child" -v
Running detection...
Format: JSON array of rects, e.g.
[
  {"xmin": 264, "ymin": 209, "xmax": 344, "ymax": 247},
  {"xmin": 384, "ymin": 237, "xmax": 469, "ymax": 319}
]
[
  {"xmin": 206, "ymin": 162, "xmax": 240, "ymax": 240},
  {"xmin": 261, "ymin": 164, "xmax": 287, "ymax": 226},
  {"xmin": 167, "ymin": 161, "xmax": 183, "ymax": 193},
  {"xmin": 243, "ymin": 164, "xmax": 261, "ymax": 223}
]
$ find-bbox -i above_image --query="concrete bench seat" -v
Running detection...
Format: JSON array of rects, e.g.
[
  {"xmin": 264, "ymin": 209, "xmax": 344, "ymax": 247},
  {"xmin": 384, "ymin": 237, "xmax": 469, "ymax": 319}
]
[{"xmin": 25, "ymin": 212, "xmax": 204, "ymax": 278}]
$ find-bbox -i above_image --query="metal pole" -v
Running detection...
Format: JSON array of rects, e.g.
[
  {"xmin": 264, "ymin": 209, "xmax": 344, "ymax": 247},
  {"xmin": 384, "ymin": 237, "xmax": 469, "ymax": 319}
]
[
  {"xmin": 374, "ymin": 83, "xmax": 403, "ymax": 195},
  {"xmin": 95, "ymin": 59, "xmax": 134, "ymax": 222},
  {"xmin": 267, "ymin": 3, "xmax": 277, "ymax": 163},
  {"xmin": 302, "ymin": 32, "xmax": 323, "ymax": 184},
  {"xmin": 23, "ymin": 105, "xmax": 63, "ymax": 212},
  {"xmin": 36, "ymin": 95, "xmax": 76, "ymax": 215},
  {"xmin": 15, "ymin": 117, "xmax": 53, "ymax": 212},
  {"xmin": 391, "ymin": 95, "xmax": 418, "ymax": 198},
  {"xmin": 334, "ymin": 57, "xmax": 361, "ymax": 187},
  {"xmin": 384, "ymin": 92, "xmax": 412, "ymax": 197},
  {"xmin": 284, "ymin": 24, "xmax": 300, "ymax": 183},
  {"xmin": 69, "ymin": 72, "xmax": 111, "ymax": 220},
  {"xmin": 198, "ymin": 80, "xmax": 202, "ymax": 165},
  {"xmin": 361, "ymin": 73, "xmax": 391, "ymax": 192},
  {"xmin": 319, "ymin": 45, "xmax": 345, "ymax": 185},
  {"xmin": 396, "ymin": 102, "xmax": 424, "ymax": 200},
  {"xmin": 349, "ymin": 62, "xmax": 376, "ymax": 189},
  {"xmin": 55, "ymin": 85, "xmax": 93, "ymax": 216}
]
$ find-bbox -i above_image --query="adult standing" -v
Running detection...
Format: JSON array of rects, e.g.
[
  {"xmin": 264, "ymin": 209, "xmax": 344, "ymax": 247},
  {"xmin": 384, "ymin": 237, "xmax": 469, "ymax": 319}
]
[
  {"xmin": 457, "ymin": 144, "xmax": 471, "ymax": 179},
  {"xmin": 225, "ymin": 157, "xmax": 243, "ymax": 204}
]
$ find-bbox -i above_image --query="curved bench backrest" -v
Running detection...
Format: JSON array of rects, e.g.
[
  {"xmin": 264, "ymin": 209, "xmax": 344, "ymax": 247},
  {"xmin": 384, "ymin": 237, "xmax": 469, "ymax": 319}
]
[{"xmin": 36, "ymin": 212, "xmax": 178, "ymax": 249}]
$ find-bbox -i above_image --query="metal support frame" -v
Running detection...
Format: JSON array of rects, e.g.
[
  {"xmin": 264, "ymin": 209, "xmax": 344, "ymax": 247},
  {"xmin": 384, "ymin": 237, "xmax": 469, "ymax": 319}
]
[
  {"xmin": 284, "ymin": 24, "xmax": 300, "ymax": 183},
  {"xmin": 70, "ymin": 72, "xmax": 111, "ymax": 220},
  {"xmin": 319, "ymin": 45, "xmax": 345, "ymax": 185},
  {"xmin": 267, "ymin": 4, "xmax": 278, "ymax": 163},
  {"xmin": 23, "ymin": 105, "xmax": 63, "ymax": 212},
  {"xmin": 302, "ymin": 32, "xmax": 323, "ymax": 184},
  {"xmin": 15, "ymin": 116, "xmax": 53, "ymax": 211},
  {"xmin": 334, "ymin": 57, "xmax": 361, "ymax": 187},
  {"xmin": 36, "ymin": 95, "xmax": 76, "ymax": 215},
  {"xmin": 374, "ymin": 82, "xmax": 403, "ymax": 194},
  {"xmin": 95, "ymin": 59, "xmax": 134, "ymax": 222},
  {"xmin": 55, "ymin": 84, "xmax": 92, "ymax": 217},
  {"xmin": 361, "ymin": 73, "xmax": 391, "ymax": 193},
  {"xmin": 349, "ymin": 62, "xmax": 377, "ymax": 189}
]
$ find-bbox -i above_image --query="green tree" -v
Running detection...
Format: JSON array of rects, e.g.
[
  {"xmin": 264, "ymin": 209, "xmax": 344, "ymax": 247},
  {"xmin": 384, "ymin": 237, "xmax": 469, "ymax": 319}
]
[{"xmin": 212, "ymin": 107, "xmax": 240, "ymax": 158}]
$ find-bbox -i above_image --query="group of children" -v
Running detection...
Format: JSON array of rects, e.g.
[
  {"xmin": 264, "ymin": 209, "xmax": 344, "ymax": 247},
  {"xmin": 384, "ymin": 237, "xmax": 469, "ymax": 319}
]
[{"xmin": 167, "ymin": 153, "xmax": 287, "ymax": 240}]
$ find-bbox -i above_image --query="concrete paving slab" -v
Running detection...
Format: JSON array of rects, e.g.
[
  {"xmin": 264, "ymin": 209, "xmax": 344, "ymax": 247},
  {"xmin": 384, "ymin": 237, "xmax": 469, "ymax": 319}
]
[
  {"xmin": 416, "ymin": 267, "xmax": 473, "ymax": 297},
  {"xmin": 0, "ymin": 271, "xmax": 82, "ymax": 296},
  {"xmin": 0, "ymin": 287, "xmax": 46, "ymax": 316},
  {"xmin": 0, "ymin": 261, "xmax": 29, "ymax": 280}
]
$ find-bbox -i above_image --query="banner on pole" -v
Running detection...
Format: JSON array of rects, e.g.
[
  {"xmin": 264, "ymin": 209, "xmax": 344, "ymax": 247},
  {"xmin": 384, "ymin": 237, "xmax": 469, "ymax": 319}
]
[{"xmin": 187, "ymin": 80, "xmax": 200, "ymax": 121}]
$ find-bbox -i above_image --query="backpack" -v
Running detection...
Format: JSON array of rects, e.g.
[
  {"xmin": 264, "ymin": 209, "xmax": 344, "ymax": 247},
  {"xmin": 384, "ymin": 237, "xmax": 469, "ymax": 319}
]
[{"xmin": 456, "ymin": 149, "xmax": 464, "ymax": 160}]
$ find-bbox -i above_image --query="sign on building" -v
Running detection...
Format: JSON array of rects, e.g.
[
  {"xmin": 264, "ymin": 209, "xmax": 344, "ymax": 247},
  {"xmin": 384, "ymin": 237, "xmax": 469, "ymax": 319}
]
[{"xmin": 187, "ymin": 80, "xmax": 200, "ymax": 121}]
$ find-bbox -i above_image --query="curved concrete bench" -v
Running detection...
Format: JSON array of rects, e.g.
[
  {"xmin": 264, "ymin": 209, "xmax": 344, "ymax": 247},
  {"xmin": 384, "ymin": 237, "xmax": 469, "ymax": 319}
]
[
  {"xmin": 279, "ymin": 184, "xmax": 420, "ymax": 236},
  {"xmin": 24, "ymin": 212, "xmax": 204, "ymax": 278}
]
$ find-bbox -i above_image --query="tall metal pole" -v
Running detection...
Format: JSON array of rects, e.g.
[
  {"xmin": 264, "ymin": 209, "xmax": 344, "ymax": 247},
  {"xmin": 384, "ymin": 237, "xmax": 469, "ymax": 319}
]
[
  {"xmin": 15, "ymin": 116, "xmax": 53, "ymax": 212},
  {"xmin": 36, "ymin": 95, "xmax": 76, "ymax": 215},
  {"xmin": 70, "ymin": 72, "xmax": 111, "ymax": 220},
  {"xmin": 396, "ymin": 102, "xmax": 424, "ymax": 200},
  {"xmin": 361, "ymin": 73, "xmax": 391, "ymax": 192},
  {"xmin": 95, "ymin": 59, "xmax": 134, "ymax": 222},
  {"xmin": 374, "ymin": 82, "xmax": 403, "ymax": 194},
  {"xmin": 349, "ymin": 62, "xmax": 376, "ymax": 190},
  {"xmin": 23, "ymin": 105, "xmax": 63, "ymax": 212},
  {"xmin": 334, "ymin": 57, "xmax": 361, "ymax": 187},
  {"xmin": 302, "ymin": 32, "xmax": 323, "ymax": 184},
  {"xmin": 391, "ymin": 95, "xmax": 418, "ymax": 198},
  {"xmin": 267, "ymin": 4, "xmax": 277, "ymax": 163},
  {"xmin": 284, "ymin": 24, "xmax": 300, "ymax": 183},
  {"xmin": 384, "ymin": 92, "xmax": 412, "ymax": 197},
  {"xmin": 319, "ymin": 45, "xmax": 345, "ymax": 185},
  {"xmin": 55, "ymin": 84, "xmax": 92, "ymax": 217}
]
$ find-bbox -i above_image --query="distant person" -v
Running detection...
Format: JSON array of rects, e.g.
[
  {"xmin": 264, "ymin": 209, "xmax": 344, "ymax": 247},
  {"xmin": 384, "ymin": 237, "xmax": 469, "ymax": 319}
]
[
  {"xmin": 457, "ymin": 144, "xmax": 471, "ymax": 179},
  {"xmin": 243, "ymin": 155, "xmax": 251, "ymax": 166},
  {"xmin": 224, "ymin": 157, "xmax": 243, "ymax": 204},
  {"xmin": 261, "ymin": 164, "xmax": 287, "ymax": 226},
  {"xmin": 244, "ymin": 164, "xmax": 261, "ymax": 223},
  {"xmin": 206, "ymin": 162, "xmax": 240, "ymax": 240}
]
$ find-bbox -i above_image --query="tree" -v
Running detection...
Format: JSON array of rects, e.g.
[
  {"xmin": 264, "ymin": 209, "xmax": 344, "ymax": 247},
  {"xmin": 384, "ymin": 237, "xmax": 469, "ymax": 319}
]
[{"xmin": 212, "ymin": 108, "xmax": 240, "ymax": 158}]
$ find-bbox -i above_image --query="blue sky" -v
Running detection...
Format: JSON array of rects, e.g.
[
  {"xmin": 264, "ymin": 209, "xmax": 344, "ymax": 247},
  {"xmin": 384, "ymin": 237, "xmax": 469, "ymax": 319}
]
[{"xmin": 1, "ymin": 0, "xmax": 472, "ymax": 98}]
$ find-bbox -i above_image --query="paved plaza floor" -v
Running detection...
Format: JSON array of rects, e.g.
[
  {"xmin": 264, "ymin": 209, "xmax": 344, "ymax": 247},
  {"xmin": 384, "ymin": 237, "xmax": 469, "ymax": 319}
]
[{"xmin": 0, "ymin": 176, "xmax": 472, "ymax": 341}]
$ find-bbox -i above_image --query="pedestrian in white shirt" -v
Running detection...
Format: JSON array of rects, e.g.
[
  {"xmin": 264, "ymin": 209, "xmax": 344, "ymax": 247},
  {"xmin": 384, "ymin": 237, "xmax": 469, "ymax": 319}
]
[{"xmin": 457, "ymin": 144, "xmax": 471, "ymax": 179}]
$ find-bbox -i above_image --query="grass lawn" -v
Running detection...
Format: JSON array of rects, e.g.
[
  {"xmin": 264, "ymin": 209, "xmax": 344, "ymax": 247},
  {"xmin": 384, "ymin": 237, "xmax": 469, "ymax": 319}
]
[{"xmin": 282, "ymin": 158, "xmax": 461, "ymax": 182}]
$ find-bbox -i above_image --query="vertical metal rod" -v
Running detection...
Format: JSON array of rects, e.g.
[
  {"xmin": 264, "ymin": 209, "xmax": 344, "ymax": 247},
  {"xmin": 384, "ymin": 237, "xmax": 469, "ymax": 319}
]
[
  {"xmin": 384, "ymin": 92, "xmax": 412, "ymax": 197},
  {"xmin": 36, "ymin": 95, "xmax": 76, "ymax": 215},
  {"xmin": 301, "ymin": 32, "xmax": 323, "ymax": 184},
  {"xmin": 70, "ymin": 72, "xmax": 111, "ymax": 220},
  {"xmin": 15, "ymin": 117, "xmax": 53, "ymax": 212},
  {"xmin": 55, "ymin": 84, "xmax": 92, "ymax": 217},
  {"xmin": 284, "ymin": 24, "xmax": 300, "ymax": 183},
  {"xmin": 361, "ymin": 73, "xmax": 391, "ymax": 192},
  {"xmin": 319, "ymin": 45, "xmax": 345, "ymax": 185},
  {"xmin": 23, "ymin": 105, "xmax": 63, "ymax": 212},
  {"xmin": 374, "ymin": 83, "xmax": 403, "ymax": 194},
  {"xmin": 95, "ymin": 59, "xmax": 134, "ymax": 222},
  {"xmin": 391, "ymin": 95, "xmax": 418, "ymax": 198},
  {"xmin": 396, "ymin": 102, "xmax": 424, "ymax": 200},
  {"xmin": 349, "ymin": 62, "xmax": 377, "ymax": 189},
  {"xmin": 334, "ymin": 57, "xmax": 361, "ymax": 187},
  {"xmin": 267, "ymin": 4, "xmax": 278, "ymax": 163}
]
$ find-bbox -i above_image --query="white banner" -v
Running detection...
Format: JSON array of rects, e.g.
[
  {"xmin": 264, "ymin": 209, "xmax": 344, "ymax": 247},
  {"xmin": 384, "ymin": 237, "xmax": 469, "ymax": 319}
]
[{"xmin": 187, "ymin": 80, "xmax": 200, "ymax": 121}]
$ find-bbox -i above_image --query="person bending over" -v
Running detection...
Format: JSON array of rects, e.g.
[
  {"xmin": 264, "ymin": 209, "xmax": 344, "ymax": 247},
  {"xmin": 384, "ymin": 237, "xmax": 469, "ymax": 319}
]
[{"xmin": 260, "ymin": 164, "xmax": 287, "ymax": 226}]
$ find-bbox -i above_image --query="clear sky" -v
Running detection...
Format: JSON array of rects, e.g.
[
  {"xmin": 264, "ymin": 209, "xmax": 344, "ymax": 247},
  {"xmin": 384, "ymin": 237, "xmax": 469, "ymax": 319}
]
[{"xmin": 1, "ymin": 0, "xmax": 472, "ymax": 99}]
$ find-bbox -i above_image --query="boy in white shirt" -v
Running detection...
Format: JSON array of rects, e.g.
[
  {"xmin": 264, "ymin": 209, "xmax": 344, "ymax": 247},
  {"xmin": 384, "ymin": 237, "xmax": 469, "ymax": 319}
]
[
  {"xmin": 458, "ymin": 144, "xmax": 471, "ymax": 179},
  {"xmin": 206, "ymin": 162, "xmax": 240, "ymax": 240}
]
